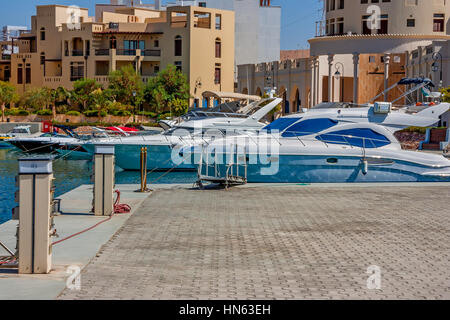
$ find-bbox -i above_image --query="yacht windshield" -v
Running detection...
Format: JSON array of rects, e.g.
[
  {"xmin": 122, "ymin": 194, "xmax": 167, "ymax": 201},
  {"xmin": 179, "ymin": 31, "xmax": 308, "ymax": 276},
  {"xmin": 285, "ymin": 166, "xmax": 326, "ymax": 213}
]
[
  {"xmin": 263, "ymin": 118, "xmax": 301, "ymax": 133},
  {"xmin": 282, "ymin": 118, "xmax": 338, "ymax": 137},
  {"xmin": 316, "ymin": 128, "xmax": 391, "ymax": 148}
]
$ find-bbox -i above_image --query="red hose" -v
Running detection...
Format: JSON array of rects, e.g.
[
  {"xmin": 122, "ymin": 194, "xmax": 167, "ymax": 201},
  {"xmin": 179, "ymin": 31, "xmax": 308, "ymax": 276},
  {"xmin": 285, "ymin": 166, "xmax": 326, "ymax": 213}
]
[{"xmin": 52, "ymin": 190, "xmax": 131, "ymax": 246}]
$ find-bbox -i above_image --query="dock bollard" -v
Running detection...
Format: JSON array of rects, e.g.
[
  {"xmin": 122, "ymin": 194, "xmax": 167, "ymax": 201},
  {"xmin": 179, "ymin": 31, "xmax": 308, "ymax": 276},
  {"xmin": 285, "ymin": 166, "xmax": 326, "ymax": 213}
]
[
  {"xmin": 16, "ymin": 157, "xmax": 56, "ymax": 274},
  {"xmin": 139, "ymin": 147, "xmax": 148, "ymax": 192},
  {"xmin": 93, "ymin": 145, "xmax": 115, "ymax": 216}
]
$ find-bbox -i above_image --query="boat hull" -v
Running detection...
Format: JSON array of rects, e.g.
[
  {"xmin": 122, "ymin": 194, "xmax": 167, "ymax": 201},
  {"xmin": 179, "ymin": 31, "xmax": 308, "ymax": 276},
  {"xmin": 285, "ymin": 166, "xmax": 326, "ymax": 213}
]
[
  {"xmin": 8, "ymin": 140, "xmax": 57, "ymax": 153},
  {"xmin": 55, "ymin": 148, "xmax": 93, "ymax": 160},
  {"xmin": 205, "ymin": 154, "xmax": 450, "ymax": 183},
  {"xmin": 83, "ymin": 143, "xmax": 196, "ymax": 171}
]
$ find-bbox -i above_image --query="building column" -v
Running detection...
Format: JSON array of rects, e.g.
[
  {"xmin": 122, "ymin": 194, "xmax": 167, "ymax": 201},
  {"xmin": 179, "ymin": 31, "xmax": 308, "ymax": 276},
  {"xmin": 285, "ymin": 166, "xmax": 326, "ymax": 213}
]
[
  {"xmin": 352, "ymin": 52, "xmax": 360, "ymax": 104},
  {"xmin": 315, "ymin": 57, "xmax": 320, "ymax": 105},
  {"xmin": 327, "ymin": 54, "xmax": 334, "ymax": 102},
  {"xmin": 310, "ymin": 57, "xmax": 316, "ymax": 108},
  {"xmin": 383, "ymin": 53, "xmax": 391, "ymax": 101}
]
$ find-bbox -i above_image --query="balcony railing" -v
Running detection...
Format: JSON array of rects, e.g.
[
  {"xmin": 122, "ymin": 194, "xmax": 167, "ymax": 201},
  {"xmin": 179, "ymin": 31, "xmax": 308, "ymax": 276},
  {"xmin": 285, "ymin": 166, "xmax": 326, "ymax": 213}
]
[
  {"xmin": 116, "ymin": 49, "xmax": 136, "ymax": 56},
  {"xmin": 95, "ymin": 49, "xmax": 110, "ymax": 56},
  {"xmin": 142, "ymin": 49, "xmax": 161, "ymax": 57},
  {"xmin": 72, "ymin": 50, "xmax": 84, "ymax": 56},
  {"xmin": 1, "ymin": 54, "xmax": 11, "ymax": 60}
]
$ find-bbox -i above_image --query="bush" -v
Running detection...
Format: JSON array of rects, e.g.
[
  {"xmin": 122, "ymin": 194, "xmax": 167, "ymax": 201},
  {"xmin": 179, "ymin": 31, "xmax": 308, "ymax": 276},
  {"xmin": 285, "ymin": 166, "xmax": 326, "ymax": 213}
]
[
  {"xmin": 84, "ymin": 109, "xmax": 107, "ymax": 117},
  {"xmin": 36, "ymin": 109, "xmax": 52, "ymax": 116},
  {"xmin": 158, "ymin": 112, "xmax": 172, "ymax": 120},
  {"xmin": 18, "ymin": 109, "xmax": 30, "ymax": 116},
  {"xmin": 137, "ymin": 111, "xmax": 158, "ymax": 118},
  {"xmin": 66, "ymin": 110, "xmax": 81, "ymax": 116},
  {"xmin": 5, "ymin": 108, "xmax": 29, "ymax": 116},
  {"xmin": 112, "ymin": 109, "xmax": 132, "ymax": 117}
]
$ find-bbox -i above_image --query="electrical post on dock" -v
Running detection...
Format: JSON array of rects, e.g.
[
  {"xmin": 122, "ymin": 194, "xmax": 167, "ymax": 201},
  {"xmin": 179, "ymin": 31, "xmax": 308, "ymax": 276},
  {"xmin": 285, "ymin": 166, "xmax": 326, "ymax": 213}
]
[
  {"xmin": 93, "ymin": 145, "xmax": 115, "ymax": 216},
  {"xmin": 16, "ymin": 157, "xmax": 56, "ymax": 274}
]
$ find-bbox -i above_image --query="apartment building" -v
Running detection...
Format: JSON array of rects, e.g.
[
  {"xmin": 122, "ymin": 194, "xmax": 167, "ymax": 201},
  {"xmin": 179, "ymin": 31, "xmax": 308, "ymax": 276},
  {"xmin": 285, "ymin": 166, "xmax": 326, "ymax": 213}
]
[
  {"xmin": 0, "ymin": 26, "xmax": 28, "ymax": 81},
  {"xmin": 98, "ymin": 0, "xmax": 281, "ymax": 78},
  {"xmin": 10, "ymin": 4, "xmax": 235, "ymax": 108}
]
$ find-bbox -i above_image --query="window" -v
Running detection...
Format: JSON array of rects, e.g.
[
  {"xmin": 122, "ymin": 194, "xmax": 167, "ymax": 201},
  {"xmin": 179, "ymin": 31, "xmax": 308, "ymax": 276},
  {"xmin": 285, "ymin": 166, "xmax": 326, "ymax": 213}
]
[
  {"xmin": 199, "ymin": 2, "xmax": 207, "ymax": 7},
  {"xmin": 85, "ymin": 40, "xmax": 90, "ymax": 56},
  {"xmin": 17, "ymin": 64, "xmax": 23, "ymax": 84},
  {"xmin": 263, "ymin": 117, "xmax": 301, "ymax": 133},
  {"xmin": 433, "ymin": 14, "xmax": 445, "ymax": 32},
  {"xmin": 154, "ymin": 65, "xmax": 160, "ymax": 73},
  {"xmin": 214, "ymin": 67, "xmax": 221, "ymax": 85},
  {"xmin": 407, "ymin": 19, "xmax": 415, "ymax": 27},
  {"xmin": 40, "ymin": 28, "xmax": 45, "ymax": 41},
  {"xmin": 175, "ymin": 61, "xmax": 182, "ymax": 72},
  {"xmin": 174, "ymin": 35, "xmax": 182, "ymax": 56},
  {"xmin": 70, "ymin": 61, "xmax": 84, "ymax": 81},
  {"xmin": 316, "ymin": 128, "xmax": 391, "ymax": 148},
  {"xmin": 154, "ymin": 40, "xmax": 159, "ymax": 48},
  {"xmin": 109, "ymin": 36, "xmax": 117, "ymax": 49},
  {"xmin": 215, "ymin": 38, "xmax": 221, "ymax": 58},
  {"xmin": 282, "ymin": 118, "xmax": 338, "ymax": 137},
  {"xmin": 215, "ymin": 14, "xmax": 222, "ymax": 30},
  {"xmin": 25, "ymin": 64, "xmax": 31, "ymax": 84}
]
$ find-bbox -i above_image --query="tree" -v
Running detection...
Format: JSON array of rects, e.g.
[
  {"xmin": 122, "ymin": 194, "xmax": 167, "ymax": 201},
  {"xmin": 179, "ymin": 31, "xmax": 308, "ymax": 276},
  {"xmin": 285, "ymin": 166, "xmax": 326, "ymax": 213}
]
[
  {"xmin": 49, "ymin": 86, "xmax": 70, "ymax": 119},
  {"xmin": 21, "ymin": 87, "xmax": 52, "ymax": 112},
  {"xmin": 144, "ymin": 64, "xmax": 190, "ymax": 115},
  {"xmin": 108, "ymin": 64, "xmax": 144, "ymax": 107},
  {"xmin": 169, "ymin": 98, "xmax": 189, "ymax": 117},
  {"xmin": 71, "ymin": 79, "xmax": 102, "ymax": 111},
  {"xmin": 0, "ymin": 81, "xmax": 18, "ymax": 122},
  {"xmin": 440, "ymin": 86, "xmax": 450, "ymax": 103}
]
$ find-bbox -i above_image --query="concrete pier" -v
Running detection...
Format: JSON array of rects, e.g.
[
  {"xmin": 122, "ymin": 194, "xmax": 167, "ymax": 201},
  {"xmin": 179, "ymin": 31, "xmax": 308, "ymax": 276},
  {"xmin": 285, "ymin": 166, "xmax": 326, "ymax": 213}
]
[{"xmin": 1, "ymin": 183, "xmax": 449, "ymax": 300}]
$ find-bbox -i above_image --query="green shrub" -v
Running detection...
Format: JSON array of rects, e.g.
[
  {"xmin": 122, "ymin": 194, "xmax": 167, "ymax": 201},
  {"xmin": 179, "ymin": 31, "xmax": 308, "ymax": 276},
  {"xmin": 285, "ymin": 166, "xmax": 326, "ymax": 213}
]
[
  {"xmin": 6, "ymin": 108, "xmax": 29, "ymax": 116},
  {"xmin": 112, "ymin": 109, "xmax": 132, "ymax": 116},
  {"xmin": 36, "ymin": 109, "xmax": 52, "ymax": 116},
  {"xmin": 158, "ymin": 112, "xmax": 172, "ymax": 120},
  {"xmin": 17, "ymin": 109, "xmax": 30, "ymax": 116},
  {"xmin": 84, "ymin": 110, "xmax": 107, "ymax": 117},
  {"xmin": 66, "ymin": 110, "xmax": 81, "ymax": 116},
  {"xmin": 137, "ymin": 111, "xmax": 158, "ymax": 118}
]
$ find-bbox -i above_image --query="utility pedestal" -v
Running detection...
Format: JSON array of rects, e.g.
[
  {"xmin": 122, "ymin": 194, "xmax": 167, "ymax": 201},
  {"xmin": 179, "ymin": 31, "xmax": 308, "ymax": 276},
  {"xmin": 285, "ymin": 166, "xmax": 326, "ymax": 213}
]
[
  {"xmin": 93, "ymin": 145, "xmax": 115, "ymax": 216},
  {"xmin": 17, "ymin": 157, "xmax": 55, "ymax": 274}
]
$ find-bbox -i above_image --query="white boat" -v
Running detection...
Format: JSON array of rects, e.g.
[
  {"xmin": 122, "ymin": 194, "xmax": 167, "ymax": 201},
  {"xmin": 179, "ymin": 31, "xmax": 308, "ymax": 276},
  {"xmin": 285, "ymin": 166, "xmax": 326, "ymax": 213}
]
[
  {"xmin": 82, "ymin": 97, "xmax": 283, "ymax": 170},
  {"xmin": 190, "ymin": 101, "xmax": 450, "ymax": 183}
]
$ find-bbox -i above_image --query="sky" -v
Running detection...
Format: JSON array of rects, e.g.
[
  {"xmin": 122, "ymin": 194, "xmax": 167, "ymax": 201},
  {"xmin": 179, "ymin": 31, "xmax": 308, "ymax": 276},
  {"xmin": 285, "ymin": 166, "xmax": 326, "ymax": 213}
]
[{"xmin": 0, "ymin": 0, "xmax": 320, "ymax": 50}]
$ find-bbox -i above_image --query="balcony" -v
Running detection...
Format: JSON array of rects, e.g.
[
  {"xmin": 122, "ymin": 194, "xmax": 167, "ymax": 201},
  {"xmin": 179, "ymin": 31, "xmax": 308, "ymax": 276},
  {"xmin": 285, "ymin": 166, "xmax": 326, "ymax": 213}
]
[
  {"xmin": 95, "ymin": 49, "xmax": 110, "ymax": 56},
  {"xmin": 142, "ymin": 49, "xmax": 161, "ymax": 57},
  {"xmin": 72, "ymin": 50, "xmax": 84, "ymax": 57},
  {"xmin": 117, "ymin": 49, "xmax": 136, "ymax": 56},
  {"xmin": 1, "ymin": 54, "xmax": 11, "ymax": 61}
]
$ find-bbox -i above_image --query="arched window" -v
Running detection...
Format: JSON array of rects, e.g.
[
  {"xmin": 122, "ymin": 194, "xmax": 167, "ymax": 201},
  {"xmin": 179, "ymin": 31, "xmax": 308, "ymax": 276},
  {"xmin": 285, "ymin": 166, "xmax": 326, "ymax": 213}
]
[
  {"xmin": 174, "ymin": 35, "xmax": 182, "ymax": 56},
  {"xmin": 40, "ymin": 27, "xmax": 46, "ymax": 41},
  {"xmin": 109, "ymin": 36, "xmax": 117, "ymax": 49},
  {"xmin": 215, "ymin": 38, "xmax": 221, "ymax": 58}
]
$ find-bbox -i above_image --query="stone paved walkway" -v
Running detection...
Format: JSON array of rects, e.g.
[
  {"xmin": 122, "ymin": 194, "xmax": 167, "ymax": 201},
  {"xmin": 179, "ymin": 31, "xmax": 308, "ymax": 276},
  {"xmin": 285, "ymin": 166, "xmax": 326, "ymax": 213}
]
[{"xmin": 59, "ymin": 185, "xmax": 450, "ymax": 300}]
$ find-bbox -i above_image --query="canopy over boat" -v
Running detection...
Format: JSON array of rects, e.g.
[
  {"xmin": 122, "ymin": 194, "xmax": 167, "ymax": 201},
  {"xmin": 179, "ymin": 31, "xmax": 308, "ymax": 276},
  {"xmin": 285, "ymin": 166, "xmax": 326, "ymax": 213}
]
[{"xmin": 202, "ymin": 91, "xmax": 261, "ymax": 102}]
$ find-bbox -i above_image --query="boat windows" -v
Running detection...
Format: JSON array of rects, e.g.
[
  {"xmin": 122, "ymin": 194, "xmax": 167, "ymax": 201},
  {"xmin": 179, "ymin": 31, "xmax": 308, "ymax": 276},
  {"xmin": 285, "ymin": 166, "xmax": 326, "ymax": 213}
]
[
  {"xmin": 263, "ymin": 118, "xmax": 300, "ymax": 133},
  {"xmin": 282, "ymin": 118, "xmax": 338, "ymax": 137},
  {"xmin": 316, "ymin": 128, "xmax": 391, "ymax": 148}
]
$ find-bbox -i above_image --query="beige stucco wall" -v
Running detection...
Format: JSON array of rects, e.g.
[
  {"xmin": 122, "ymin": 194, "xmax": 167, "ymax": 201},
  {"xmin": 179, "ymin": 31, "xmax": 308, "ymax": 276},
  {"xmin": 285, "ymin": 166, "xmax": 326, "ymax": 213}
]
[{"xmin": 10, "ymin": 4, "xmax": 235, "ymax": 109}]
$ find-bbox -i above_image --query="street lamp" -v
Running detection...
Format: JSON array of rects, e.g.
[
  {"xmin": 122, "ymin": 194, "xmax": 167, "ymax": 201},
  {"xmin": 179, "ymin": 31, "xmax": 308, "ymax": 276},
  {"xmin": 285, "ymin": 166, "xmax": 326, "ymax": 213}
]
[
  {"xmin": 432, "ymin": 52, "xmax": 443, "ymax": 88},
  {"xmin": 334, "ymin": 62, "xmax": 345, "ymax": 102},
  {"xmin": 132, "ymin": 90, "xmax": 137, "ymax": 123}
]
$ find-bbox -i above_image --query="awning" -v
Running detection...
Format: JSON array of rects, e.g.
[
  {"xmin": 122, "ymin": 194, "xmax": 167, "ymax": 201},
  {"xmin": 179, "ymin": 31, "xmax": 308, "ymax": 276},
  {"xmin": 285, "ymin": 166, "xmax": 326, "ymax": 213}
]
[{"xmin": 202, "ymin": 91, "xmax": 261, "ymax": 101}]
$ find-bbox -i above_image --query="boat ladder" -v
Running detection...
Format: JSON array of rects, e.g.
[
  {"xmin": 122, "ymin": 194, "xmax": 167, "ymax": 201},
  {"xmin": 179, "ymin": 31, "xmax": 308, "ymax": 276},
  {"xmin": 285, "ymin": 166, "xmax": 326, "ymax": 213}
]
[{"xmin": 196, "ymin": 144, "xmax": 247, "ymax": 189}]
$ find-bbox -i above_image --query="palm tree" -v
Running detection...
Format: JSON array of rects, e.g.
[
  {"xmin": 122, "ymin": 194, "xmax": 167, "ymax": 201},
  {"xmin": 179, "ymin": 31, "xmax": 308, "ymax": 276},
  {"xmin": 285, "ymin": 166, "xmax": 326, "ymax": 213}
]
[
  {"xmin": 0, "ymin": 81, "xmax": 18, "ymax": 122},
  {"xmin": 49, "ymin": 87, "xmax": 70, "ymax": 119}
]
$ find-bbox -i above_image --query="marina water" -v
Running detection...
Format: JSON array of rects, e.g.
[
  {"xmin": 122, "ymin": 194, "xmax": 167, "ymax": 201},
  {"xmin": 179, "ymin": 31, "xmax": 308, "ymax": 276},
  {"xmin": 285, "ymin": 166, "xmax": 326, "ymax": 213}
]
[{"xmin": 0, "ymin": 148, "xmax": 197, "ymax": 225}]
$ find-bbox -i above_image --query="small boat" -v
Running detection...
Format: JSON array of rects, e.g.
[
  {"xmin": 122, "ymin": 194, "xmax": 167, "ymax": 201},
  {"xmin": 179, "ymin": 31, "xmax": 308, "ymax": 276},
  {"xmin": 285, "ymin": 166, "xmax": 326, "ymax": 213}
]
[{"xmin": 0, "ymin": 125, "xmax": 33, "ymax": 149}]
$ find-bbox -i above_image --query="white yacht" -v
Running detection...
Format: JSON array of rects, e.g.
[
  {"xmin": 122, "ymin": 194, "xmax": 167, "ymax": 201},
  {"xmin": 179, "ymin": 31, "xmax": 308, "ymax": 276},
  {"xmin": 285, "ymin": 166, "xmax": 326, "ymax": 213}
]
[
  {"xmin": 190, "ymin": 101, "xmax": 450, "ymax": 183},
  {"xmin": 82, "ymin": 97, "xmax": 283, "ymax": 170}
]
